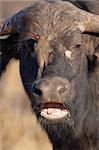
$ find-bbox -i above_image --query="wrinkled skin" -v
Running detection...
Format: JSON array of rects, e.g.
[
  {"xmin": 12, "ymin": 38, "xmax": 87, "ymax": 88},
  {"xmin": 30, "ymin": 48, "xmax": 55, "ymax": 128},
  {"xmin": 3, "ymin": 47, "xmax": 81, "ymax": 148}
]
[{"xmin": 0, "ymin": 1, "xmax": 99, "ymax": 150}]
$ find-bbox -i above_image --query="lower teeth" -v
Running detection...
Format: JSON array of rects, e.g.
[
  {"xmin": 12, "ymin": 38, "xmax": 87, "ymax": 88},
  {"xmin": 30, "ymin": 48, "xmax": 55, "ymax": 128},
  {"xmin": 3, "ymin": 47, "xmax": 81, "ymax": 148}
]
[{"xmin": 40, "ymin": 108, "xmax": 70, "ymax": 120}]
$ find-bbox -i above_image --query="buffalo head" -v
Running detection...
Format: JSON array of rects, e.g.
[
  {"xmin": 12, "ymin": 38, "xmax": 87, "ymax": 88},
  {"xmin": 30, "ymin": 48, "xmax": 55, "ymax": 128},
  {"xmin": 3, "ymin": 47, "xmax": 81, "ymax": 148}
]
[{"xmin": 0, "ymin": 0, "xmax": 99, "ymax": 149}]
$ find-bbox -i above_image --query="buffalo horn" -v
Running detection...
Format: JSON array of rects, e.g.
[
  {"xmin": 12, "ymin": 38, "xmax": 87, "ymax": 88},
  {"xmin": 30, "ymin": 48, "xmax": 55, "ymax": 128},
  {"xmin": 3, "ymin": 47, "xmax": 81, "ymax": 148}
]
[{"xmin": 78, "ymin": 10, "xmax": 99, "ymax": 33}]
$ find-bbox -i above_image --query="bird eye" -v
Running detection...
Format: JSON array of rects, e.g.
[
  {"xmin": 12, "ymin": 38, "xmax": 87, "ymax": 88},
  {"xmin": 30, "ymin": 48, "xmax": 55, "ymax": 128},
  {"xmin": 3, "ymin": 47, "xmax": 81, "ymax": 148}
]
[{"xmin": 32, "ymin": 34, "xmax": 39, "ymax": 41}]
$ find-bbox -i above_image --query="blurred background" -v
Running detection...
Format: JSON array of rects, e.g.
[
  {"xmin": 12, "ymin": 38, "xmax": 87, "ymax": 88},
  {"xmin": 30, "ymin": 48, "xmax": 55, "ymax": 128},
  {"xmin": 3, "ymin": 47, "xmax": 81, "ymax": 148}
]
[{"xmin": 0, "ymin": 1, "xmax": 52, "ymax": 150}]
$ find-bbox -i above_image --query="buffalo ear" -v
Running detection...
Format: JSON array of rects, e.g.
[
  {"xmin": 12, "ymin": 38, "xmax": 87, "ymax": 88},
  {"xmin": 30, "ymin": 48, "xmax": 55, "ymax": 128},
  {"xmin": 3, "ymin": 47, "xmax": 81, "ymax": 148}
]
[
  {"xmin": 85, "ymin": 35, "xmax": 99, "ymax": 72},
  {"xmin": 0, "ymin": 33, "xmax": 19, "ymax": 76},
  {"xmin": 94, "ymin": 45, "xmax": 99, "ymax": 59}
]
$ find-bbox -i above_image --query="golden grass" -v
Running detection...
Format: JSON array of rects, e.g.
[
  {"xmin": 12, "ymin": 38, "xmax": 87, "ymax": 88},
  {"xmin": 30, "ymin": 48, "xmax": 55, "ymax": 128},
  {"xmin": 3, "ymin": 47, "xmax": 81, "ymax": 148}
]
[{"xmin": 0, "ymin": 60, "xmax": 52, "ymax": 150}]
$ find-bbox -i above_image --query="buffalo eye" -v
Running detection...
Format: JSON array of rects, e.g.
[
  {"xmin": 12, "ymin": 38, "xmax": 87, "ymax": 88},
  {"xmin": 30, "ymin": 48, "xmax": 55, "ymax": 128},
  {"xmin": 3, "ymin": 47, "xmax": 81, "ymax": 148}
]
[
  {"xmin": 75, "ymin": 43, "xmax": 82, "ymax": 48},
  {"xmin": 74, "ymin": 42, "xmax": 83, "ymax": 53}
]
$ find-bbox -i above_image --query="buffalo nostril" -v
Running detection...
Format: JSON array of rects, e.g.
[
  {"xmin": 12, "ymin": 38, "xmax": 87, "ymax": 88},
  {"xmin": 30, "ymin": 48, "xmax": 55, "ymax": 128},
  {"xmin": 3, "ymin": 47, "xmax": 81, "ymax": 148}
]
[
  {"xmin": 31, "ymin": 79, "xmax": 49, "ymax": 97},
  {"xmin": 58, "ymin": 84, "xmax": 69, "ymax": 95},
  {"xmin": 31, "ymin": 78, "xmax": 70, "ymax": 98},
  {"xmin": 31, "ymin": 83, "xmax": 42, "ymax": 96}
]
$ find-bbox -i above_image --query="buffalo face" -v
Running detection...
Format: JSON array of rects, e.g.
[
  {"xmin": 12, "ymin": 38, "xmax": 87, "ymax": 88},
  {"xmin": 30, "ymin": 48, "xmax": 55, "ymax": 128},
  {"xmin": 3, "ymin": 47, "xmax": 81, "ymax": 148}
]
[
  {"xmin": 30, "ymin": 31, "xmax": 88, "ymax": 134},
  {"xmin": 0, "ymin": 0, "xmax": 99, "ymax": 149}
]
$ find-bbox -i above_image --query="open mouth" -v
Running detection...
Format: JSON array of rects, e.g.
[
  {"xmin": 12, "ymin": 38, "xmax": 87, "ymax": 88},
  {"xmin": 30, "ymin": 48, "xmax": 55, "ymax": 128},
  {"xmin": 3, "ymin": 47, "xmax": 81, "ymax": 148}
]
[{"xmin": 38, "ymin": 102, "xmax": 70, "ymax": 120}]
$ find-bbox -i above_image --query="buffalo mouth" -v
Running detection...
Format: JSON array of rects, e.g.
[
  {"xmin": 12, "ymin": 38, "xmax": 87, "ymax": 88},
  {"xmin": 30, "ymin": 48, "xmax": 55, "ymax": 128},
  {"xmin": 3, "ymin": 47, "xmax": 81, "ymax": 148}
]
[{"xmin": 37, "ymin": 102, "xmax": 70, "ymax": 120}]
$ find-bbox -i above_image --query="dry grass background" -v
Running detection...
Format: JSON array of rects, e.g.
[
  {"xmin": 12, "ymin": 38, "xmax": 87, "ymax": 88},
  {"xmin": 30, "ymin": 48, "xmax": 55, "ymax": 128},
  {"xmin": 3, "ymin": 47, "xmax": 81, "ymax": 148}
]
[{"xmin": 0, "ymin": 1, "xmax": 52, "ymax": 150}]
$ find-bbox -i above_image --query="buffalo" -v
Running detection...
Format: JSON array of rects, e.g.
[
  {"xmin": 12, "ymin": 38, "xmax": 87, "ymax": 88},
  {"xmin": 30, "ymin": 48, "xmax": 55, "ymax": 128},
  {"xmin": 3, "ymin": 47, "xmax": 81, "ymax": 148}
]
[{"xmin": 0, "ymin": 0, "xmax": 99, "ymax": 150}]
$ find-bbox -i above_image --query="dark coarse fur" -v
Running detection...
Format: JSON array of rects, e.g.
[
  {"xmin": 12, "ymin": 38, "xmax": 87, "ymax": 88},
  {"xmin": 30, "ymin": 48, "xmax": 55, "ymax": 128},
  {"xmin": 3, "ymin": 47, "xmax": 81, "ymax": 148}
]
[{"xmin": 0, "ymin": 0, "xmax": 99, "ymax": 150}]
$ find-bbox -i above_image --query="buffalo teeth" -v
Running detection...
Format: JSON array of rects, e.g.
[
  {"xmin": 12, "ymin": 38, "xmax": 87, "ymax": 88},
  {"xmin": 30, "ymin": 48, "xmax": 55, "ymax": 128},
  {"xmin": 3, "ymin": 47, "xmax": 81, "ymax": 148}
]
[
  {"xmin": 0, "ymin": 34, "xmax": 10, "ymax": 39},
  {"xmin": 40, "ymin": 108, "xmax": 70, "ymax": 120}
]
